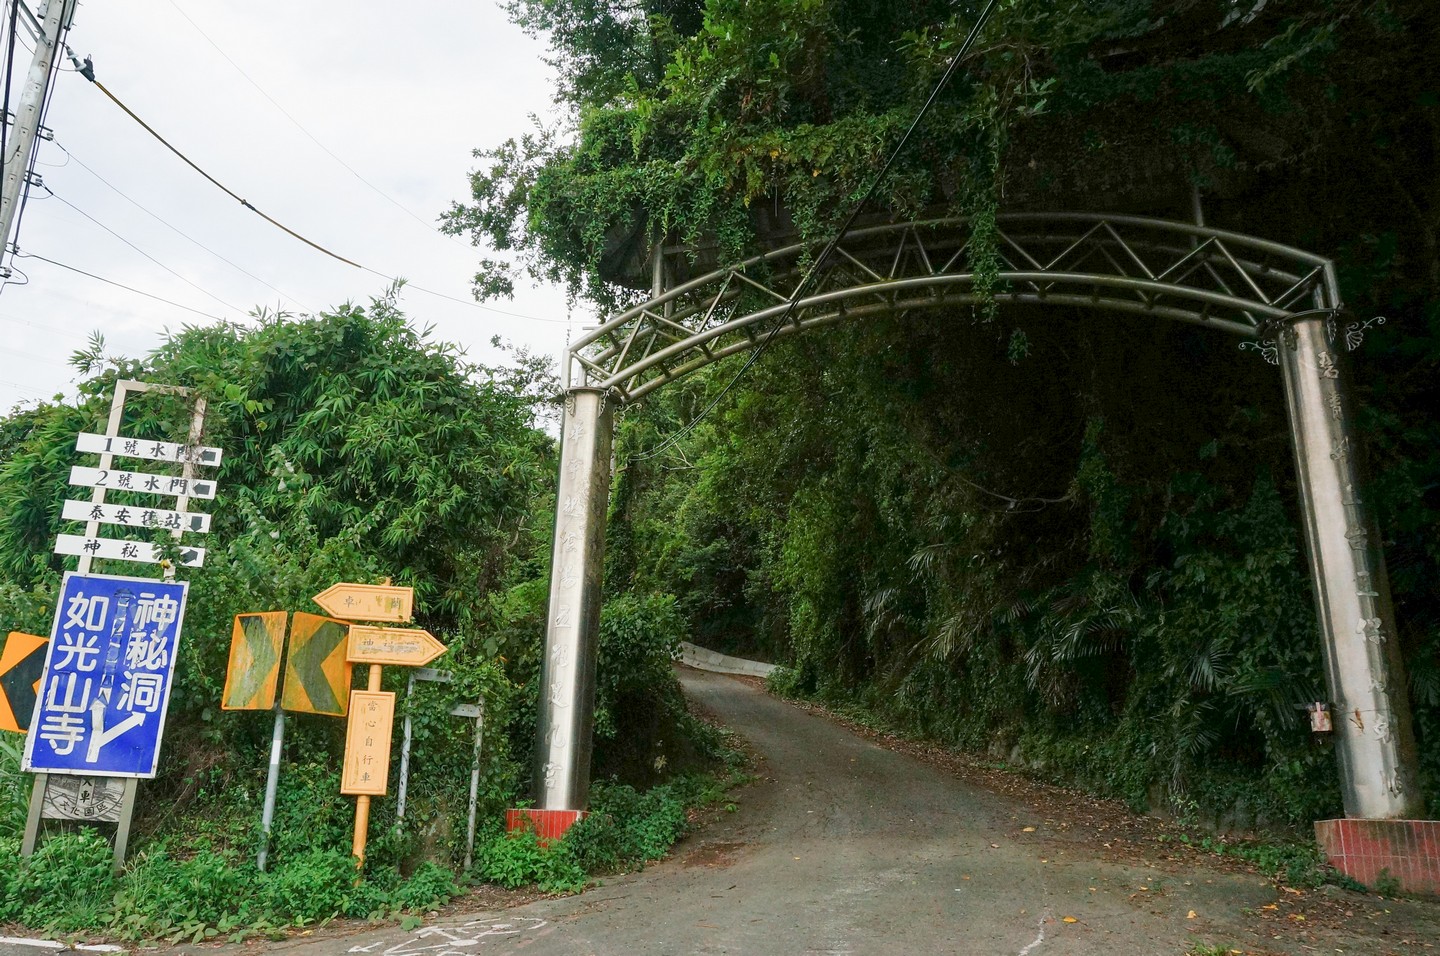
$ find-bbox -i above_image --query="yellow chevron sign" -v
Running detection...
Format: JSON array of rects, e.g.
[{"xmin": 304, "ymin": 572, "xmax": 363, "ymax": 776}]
[
  {"xmin": 280, "ymin": 613, "xmax": 352, "ymax": 716},
  {"xmin": 221, "ymin": 613, "xmax": 287, "ymax": 711},
  {"xmin": 1, "ymin": 631, "xmax": 48, "ymax": 733}
]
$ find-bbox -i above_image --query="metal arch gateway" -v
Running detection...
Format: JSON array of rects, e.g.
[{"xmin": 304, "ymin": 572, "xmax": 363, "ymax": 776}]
[{"xmin": 535, "ymin": 212, "xmax": 1423, "ymax": 823}]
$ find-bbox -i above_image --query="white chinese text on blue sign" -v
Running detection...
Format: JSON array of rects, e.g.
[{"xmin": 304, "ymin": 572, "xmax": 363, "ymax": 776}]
[{"xmin": 22, "ymin": 572, "xmax": 189, "ymax": 778}]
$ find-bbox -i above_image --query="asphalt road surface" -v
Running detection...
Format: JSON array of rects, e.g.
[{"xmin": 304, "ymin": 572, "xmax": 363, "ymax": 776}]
[{"xmin": 10, "ymin": 667, "xmax": 1435, "ymax": 956}]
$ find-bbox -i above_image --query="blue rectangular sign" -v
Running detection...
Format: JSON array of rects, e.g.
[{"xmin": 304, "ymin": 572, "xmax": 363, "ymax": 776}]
[{"xmin": 22, "ymin": 572, "xmax": 189, "ymax": 778}]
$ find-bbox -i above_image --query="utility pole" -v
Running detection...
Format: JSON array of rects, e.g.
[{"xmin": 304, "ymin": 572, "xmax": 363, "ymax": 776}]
[{"xmin": 1, "ymin": 0, "xmax": 77, "ymax": 271}]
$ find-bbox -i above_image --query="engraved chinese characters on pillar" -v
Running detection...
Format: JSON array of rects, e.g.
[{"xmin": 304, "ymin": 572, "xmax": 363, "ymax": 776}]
[
  {"xmin": 1317, "ymin": 350, "xmax": 1339, "ymax": 379},
  {"xmin": 559, "ymin": 564, "xmax": 579, "ymax": 590},
  {"xmin": 1356, "ymin": 616, "xmax": 1387, "ymax": 646}
]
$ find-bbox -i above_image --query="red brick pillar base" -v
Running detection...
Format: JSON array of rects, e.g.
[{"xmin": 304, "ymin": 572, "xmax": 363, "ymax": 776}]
[
  {"xmin": 506, "ymin": 808, "xmax": 586, "ymax": 843},
  {"xmin": 1315, "ymin": 819, "xmax": 1440, "ymax": 896}
]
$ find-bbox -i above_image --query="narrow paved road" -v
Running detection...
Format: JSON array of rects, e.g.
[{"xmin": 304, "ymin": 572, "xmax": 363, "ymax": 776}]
[{"xmin": 36, "ymin": 667, "xmax": 1424, "ymax": 956}]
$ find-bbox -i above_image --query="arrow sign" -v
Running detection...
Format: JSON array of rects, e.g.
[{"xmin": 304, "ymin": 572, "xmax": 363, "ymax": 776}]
[
  {"xmin": 76, "ymin": 432, "xmax": 223, "ymax": 468},
  {"xmin": 61, "ymin": 500, "xmax": 211, "ymax": 533},
  {"xmin": 347, "ymin": 626, "xmax": 446, "ymax": 667},
  {"xmin": 0, "ymin": 632, "xmax": 48, "ymax": 733},
  {"xmin": 68, "ymin": 465, "xmax": 217, "ymax": 500},
  {"xmin": 313, "ymin": 583, "xmax": 413, "ymax": 622},
  {"xmin": 54, "ymin": 534, "xmax": 205, "ymax": 567}
]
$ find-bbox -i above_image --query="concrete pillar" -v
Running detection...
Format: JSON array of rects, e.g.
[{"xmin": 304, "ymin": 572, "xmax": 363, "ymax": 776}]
[
  {"xmin": 1277, "ymin": 310, "xmax": 1422, "ymax": 818},
  {"xmin": 533, "ymin": 387, "xmax": 614, "ymax": 810}
]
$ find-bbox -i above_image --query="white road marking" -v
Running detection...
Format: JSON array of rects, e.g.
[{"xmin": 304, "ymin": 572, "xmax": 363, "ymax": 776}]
[
  {"xmin": 1016, "ymin": 910, "xmax": 1051, "ymax": 956},
  {"xmin": 0, "ymin": 942, "xmax": 121, "ymax": 953}
]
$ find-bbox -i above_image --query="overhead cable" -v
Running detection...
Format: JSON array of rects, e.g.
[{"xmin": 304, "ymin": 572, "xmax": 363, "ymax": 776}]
[
  {"xmin": 80, "ymin": 72, "xmax": 364, "ymax": 268},
  {"xmin": 46, "ymin": 187, "xmax": 244, "ymax": 313},
  {"xmin": 71, "ymin": 61, "xmax": 564, "ymax": 324},
  {"xmin": 54, "ymin": 138, "xmax": 315, "ymax": 312},
  {"xmin": 18, "ymin": 251, "xmax": 227, "ymax": 321},
  {"xmin": 628, "ymin": 0, "xmax": 1001, "ymax": 463}
]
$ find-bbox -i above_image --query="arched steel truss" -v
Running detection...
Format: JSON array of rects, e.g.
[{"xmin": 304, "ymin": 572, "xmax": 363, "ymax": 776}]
[
  {"xmin": 537, "ymin": 212, "xmax": 1422, "ymax": 825},
  {"xmin": 566, "ymin": 213, "xmax": 1339, "ymax": 402}
]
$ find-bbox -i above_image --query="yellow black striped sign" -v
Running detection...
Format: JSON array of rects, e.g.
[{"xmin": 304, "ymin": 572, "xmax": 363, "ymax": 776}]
[
  {"xmin": 1, "ymin": 631, "xmax": 48, "ymax": 733},
  {"xmin": 221, "ymin": 612, "xmax": 287, "ymax": 711},
  {"xmin": 281, "ymin": 613, "xmax": 352, "ymax": 716}
]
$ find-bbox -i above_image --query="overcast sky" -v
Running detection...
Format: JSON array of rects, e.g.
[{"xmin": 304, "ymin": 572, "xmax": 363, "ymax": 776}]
[{"xmin": 0, "ymin": 0, "xmax": 580, "ymax": 413}]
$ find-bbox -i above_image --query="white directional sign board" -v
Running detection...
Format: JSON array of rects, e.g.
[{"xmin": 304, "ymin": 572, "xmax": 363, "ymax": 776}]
[
  {"xmin": 54, "ymin": 534, "xmax": 206, "ymax": 568},
  {"xmin": 75, "ymin": 432, "xmax": 223, "ymax": 467},
  {"xmin": 61, "ymin": 500, "xmax": 211, "ymax": 533},
  {"xmin": 68, "ymin": 466, "xmax": 217, "ymax": 500}
]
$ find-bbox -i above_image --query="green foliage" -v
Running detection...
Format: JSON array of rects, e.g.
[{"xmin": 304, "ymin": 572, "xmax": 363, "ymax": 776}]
[
  {"xmin": 473, "ymin": 829, "xmax": 586, "ymax": 893},
  {"xmin": 566, "ymin": 775, "xmax": 705, "ymax": 872},
  {"xmin": 0, "ymin": 732, "xmax": 28, "ymax": 839},
  {"xmin": 0, "ymin": 294, "xmax": 730, "ymax": 938},
  {"xmin": 0, "ymin": 834, "xmax": 460, "ymax": 941}
]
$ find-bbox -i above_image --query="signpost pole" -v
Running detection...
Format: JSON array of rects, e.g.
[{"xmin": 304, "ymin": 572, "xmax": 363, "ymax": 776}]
[
  {"xmin": 394, "ymin": 672, "xmax": 415, "ymax": 828},
  {"xmin": 20, "ymin": 775, "xmax": 44, "ymax": 855},
  {"xmin": 256, "ymin": 704, "xmax": 286, "ymax": 871},
  {"xmin": 111, "ymin": 780, "xmax": 138, "ymax": 875},
  {"xmin": 351, "ymin": 664, "xmax": 383, "ymax": 866},
  {"xmin": 464, "ymin": 699, "xmax": 485, "ymax": 871},
  {"xmin": 23, "ymin": 380, "xmax": 212, "ymax": 868},
  {"xmin": 21, "ymin": 379, "xmax": 128, "ymax": 859}
]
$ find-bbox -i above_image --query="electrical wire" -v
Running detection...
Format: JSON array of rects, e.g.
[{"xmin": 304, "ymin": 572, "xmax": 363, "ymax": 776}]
[
  {"xmin": 628, "ymin": 0, "xmax": 1001, "ymax": 463},
  {"xmin": 53, "ymin": 139, "xmax": 315, "ymax": 312},
  {"xmin": 357, "ymin": 265, "xmax": 573, "ymax": 323},
  {"xmin": 75, "ymin": 67, "xmax": 567, "ymax": 324},
  {"xmin": 165, "ymin": 0, "xmax": 457, "ymax": 244},
  {"xmin": 45, "ymin": 187, "xmax": 244, "ymax": 313},
  {"xmin": 17, "ymin": 250, "xmax": 227, "ymax": 321},
  {"xmin": 83, "ymin": 75, "xmax": 363, "ymax": 268}
]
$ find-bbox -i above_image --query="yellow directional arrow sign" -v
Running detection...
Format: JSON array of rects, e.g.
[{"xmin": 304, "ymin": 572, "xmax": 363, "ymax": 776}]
[
  {"xmin": 313, "ymin": 583, "xmax": 413, "ymax": 623},
  {"xmin": 346, "ymin": 626, "xmax": 446, "ymax": 667}
]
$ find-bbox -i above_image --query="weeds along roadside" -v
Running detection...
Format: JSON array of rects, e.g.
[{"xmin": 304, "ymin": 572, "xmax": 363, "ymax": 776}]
[{"xmin": 0, "ymin": 726, "xmax": 750, "ymax": 945}]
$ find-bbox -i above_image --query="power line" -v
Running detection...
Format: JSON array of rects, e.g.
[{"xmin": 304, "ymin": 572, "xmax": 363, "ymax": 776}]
[
  {"xmin": 45, "ymin": 187, "xmax": 244, "ymax": 313},
  {"xmin": 165, "ymin": 0, "xmax": 456, "ymax": 245},
  {"xmin": 629, "ymin": 0, "xmax": 1001, "ymax": 463},
  {"xmin": 52, "ymin": 138, "xmax": 315, "ymax": 312},
  {"xmin": 78, "ymin": 71, "xmax": 363, "ymax": 267},
  {"xmin": 17, "ymin": 250, "xmax": 227, "ymax": 321},
  {"xmin": 357, "ymin": 265, "xmax": 573, "ymax": 324},
  {"xmin": 73, "ymin": 65, "xmax": 567, "ymax": 324}
]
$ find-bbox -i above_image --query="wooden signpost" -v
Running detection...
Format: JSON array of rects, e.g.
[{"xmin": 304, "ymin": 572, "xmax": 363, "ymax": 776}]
[{"xmin": 319, "ymin": 582, "xmax": 446, "ymax": 866}]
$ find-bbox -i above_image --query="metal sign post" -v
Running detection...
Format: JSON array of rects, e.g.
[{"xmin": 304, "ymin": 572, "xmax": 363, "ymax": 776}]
[
  {"xmin": 329, "ymin": 582, "xmax": 446, "ymax": 867},
  {"xmin": 393, "ymin": 667, "xmax": 453, "ymax": 828},
  {"xmin": 21, "ymin": 380, "xmax": 216, "ymax": 872}
]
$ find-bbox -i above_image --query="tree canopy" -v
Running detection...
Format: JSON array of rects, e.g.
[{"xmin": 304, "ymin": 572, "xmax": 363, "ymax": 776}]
[{"xmin": 449, "ymin": 0, "xmax": 1440, "ymax": 823}]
